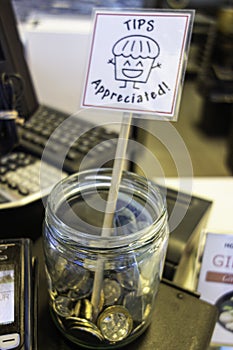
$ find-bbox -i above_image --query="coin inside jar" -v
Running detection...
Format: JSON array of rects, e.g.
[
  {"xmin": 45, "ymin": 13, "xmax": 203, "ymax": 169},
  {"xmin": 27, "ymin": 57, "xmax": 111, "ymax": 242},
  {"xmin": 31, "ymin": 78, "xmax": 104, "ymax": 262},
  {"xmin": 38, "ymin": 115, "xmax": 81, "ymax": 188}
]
[
  {"xmin": 43, "ymin": 169, "xmax": 169, "ymax": 348},
  {"xmin": 53, "ymin": 295, "xmax": 73, "ymax": 318},
  {"xmin": 97, "ymin": 305, "xmax": 133, "ymax": 342},
  {"xmin": 66, "ymin": 317, "xmax": 104, "ymax": 343},
  {"xmin": 103, "ymin": 278, "xmax": 121, "ymax": 306}
]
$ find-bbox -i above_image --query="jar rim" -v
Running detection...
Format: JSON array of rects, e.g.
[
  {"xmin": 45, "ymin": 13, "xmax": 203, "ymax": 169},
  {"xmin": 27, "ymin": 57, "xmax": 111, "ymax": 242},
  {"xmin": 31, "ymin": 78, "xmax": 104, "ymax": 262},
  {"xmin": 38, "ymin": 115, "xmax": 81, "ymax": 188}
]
[{"xmin": 45, "ymin": 168, "xmax": 168, "ymax": 249}]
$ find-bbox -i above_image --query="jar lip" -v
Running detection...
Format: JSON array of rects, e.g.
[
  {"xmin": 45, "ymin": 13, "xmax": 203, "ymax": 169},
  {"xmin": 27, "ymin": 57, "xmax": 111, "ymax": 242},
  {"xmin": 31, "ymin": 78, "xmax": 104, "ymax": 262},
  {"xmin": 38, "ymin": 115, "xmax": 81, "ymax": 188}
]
[
  {"xmin": 46, "ymin": 168, "xmax": 168, "ymax": 249},
  {"xmin": 47, "ymin": 207, "xmax": 168, "ymax": 250}
]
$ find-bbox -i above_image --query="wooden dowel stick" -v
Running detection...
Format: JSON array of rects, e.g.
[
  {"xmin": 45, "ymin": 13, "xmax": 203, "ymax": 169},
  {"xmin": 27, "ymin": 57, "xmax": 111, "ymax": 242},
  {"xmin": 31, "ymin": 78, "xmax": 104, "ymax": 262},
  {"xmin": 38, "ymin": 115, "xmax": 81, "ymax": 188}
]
[{"xmin": 91, "ymin": 112, "xmax": 133, "ymax": 318}]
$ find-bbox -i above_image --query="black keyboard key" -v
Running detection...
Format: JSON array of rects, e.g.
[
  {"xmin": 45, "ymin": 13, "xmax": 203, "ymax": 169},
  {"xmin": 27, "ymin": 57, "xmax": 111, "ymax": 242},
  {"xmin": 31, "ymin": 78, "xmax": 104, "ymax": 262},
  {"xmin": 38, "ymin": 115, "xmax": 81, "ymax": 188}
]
[
  {"xmin": 22, "ymin": 132, "xmax": 35, "ymax": 142},
  {"xmin": 8, "ymin": 163, "xmax": 17, "ymax": 171},
  {"xmin": 0, "ymin": 175, "xmax": 7, "ymax": 184},
  {"xmin": 41, "ymin": 129, "xmax": 52, "ymax": 137},
  {"xmin": 67, "ymin": 150, "xmax": 82, "ymax": 161},
  {"xmin": 0, "ymin": 166, "xmax": 7, "ymax": 175},
  {"xmin": 7, "ymin": 180, "xmax": 18, "ymax": 190},
  {"xmin": 8, "ymin": 153, "xmax": 19, "ymax": 162},
  {"xmin": 18, "ymin": 186, "xmax": 30, "ymax": 196},
  {"xmin": 18, "ymin": 105, "xmax": 118, "ymax": 173},
  {"xmin": 18, "ymin": 157, "xmax": 34, "ymax": 167}
]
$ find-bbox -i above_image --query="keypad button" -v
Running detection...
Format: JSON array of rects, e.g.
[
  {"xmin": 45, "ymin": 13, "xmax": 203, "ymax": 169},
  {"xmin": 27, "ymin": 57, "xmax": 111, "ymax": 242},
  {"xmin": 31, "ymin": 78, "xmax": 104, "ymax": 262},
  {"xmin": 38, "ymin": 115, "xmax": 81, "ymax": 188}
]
[
  {"xmin": 7, "ymin": 180, "xmax": 18, "ymax": 190},
  {"xmin": 18, "ymin": 186, "xmax": 30, "ymax": 196},
  {"xmin": 8, "ymin": 163, "xmax": 17, "ymax": 171},
  {"xmin": 0, "ymin": 166, "xmax": 7, "ymax": 175},
  {"xmin": 0, "ymin": 176, "xmax": 7, "ymax": 184},
  {"xmin": 0, "ymin": 255, "xmax": 8, "ymax": 261}
]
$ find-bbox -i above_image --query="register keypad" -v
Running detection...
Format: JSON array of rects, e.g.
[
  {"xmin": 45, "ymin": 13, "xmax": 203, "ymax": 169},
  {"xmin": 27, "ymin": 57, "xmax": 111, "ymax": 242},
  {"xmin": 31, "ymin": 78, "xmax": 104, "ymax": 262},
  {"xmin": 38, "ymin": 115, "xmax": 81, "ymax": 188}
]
[{"xmin": 0, "ymin": 152, "xmax": 66, "ymax": 204}]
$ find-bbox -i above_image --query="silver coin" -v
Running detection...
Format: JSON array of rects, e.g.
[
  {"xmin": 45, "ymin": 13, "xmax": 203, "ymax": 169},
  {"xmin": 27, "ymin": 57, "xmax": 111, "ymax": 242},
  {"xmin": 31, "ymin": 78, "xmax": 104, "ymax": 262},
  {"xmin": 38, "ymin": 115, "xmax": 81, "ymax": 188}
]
[
  {"xmin": 68, "ymin": 324, "xmax": 104, "ymax": 343},
  {"xmin": 65, "ymin": 317, "xmax": 104, "ymax": 342},
  {"xmin": 61, "ymin": 265, "xmax": 91, "ymax": 291},
  {"xmin": 68, "ymin": 272, "xmax": 93, "ymax": 300},
  {"xmin": 117, "ymin": 255, "xmax": 140, "ymax": 291},
  {"xmin": 103, "ymin": 278, "xmax": 121, "ymax": 306},
  {"xmin": 72, "ymin": 300, "xmax": 81, "ymax": 317},
  {"xmin": 97, "ymin": 305, "xmax": 133, "ymax": 342},
  {"xmin": 116, "ymin": 264, "xmax": 140, "ymax": 291},
  {"xmin": 53, "ymin": 295, "xmax": 72, "ymax": 318},
  {"xmin": 65, "ymin": 316, "xmax": 92, "ymax": 328},
  {"xmin": 137, "ymin": 273, "xmax": 160, "ymax": 298}
]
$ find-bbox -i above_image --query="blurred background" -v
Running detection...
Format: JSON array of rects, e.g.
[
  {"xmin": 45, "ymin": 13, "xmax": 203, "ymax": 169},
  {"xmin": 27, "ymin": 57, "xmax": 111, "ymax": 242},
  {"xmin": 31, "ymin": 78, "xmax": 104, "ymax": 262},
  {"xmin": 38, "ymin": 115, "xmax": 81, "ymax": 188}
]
[{"xmin": 11, "ymin": 0, "xmax": 233, "ymax": 177}]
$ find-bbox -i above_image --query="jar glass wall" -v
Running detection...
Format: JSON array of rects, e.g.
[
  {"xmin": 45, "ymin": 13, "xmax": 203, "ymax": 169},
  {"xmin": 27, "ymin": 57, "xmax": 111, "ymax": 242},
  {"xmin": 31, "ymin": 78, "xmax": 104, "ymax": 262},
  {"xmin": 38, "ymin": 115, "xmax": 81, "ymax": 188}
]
[{"xmin": 43, "ymin": 168, "xmax": 169, "ymax": 349}]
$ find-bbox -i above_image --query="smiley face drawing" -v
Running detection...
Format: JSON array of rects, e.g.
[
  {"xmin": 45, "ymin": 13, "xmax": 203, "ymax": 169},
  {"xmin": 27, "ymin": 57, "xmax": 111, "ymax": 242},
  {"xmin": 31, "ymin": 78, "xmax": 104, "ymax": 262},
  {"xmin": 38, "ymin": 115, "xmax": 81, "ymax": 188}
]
[{"xmin": 109, "ymin": 35, "xmax": 160, "ymax": 89}]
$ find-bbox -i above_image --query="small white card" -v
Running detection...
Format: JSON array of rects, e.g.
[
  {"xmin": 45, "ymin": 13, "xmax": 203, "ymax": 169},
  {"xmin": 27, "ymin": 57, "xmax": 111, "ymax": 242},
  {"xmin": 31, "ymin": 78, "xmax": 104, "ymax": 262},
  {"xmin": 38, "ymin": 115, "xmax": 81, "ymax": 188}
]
[
  {"xmin": 197, "ymin": 231, "xmax": 233, "ymax": 346},
  {"xmin": 81, "ymin": 9, "xmax": 194, "ymax": 120}
]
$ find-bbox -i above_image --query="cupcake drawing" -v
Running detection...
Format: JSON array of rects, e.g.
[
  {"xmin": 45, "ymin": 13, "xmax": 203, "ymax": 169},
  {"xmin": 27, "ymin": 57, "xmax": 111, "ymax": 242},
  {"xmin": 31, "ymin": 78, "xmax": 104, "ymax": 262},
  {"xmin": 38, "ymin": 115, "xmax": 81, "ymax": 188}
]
[{"xmin": 109, "ymin": 34, "xmax": 161, "ymax": 89}]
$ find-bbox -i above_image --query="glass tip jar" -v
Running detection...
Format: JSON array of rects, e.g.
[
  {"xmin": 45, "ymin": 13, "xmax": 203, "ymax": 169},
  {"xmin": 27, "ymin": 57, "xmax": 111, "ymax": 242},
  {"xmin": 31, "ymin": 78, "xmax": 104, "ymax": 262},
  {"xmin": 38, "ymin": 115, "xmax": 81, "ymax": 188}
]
[{"xmin": 43, "ymin": 168, "xmax": 169, "ymax": 349}]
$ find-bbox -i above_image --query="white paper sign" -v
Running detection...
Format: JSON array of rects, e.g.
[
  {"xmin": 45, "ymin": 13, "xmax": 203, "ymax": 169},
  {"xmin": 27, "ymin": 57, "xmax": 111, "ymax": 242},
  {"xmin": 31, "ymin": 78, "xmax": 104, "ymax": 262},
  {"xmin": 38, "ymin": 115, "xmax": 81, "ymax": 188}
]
[
  {"xmin": 81, "ymin": 9, "xmax": 194, "ymax": 120},
  {"xmin": 197, "ymin": 231, "xmax": 233, "ymax": 346}
]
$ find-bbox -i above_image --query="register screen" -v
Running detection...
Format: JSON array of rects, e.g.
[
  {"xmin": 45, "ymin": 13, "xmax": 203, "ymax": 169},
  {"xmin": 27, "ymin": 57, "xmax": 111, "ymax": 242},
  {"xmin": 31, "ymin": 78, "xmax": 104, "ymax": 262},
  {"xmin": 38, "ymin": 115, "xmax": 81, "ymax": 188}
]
[{"xmin": 0, "ymin": 268, "xmax": 14, "ymax": 325}]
